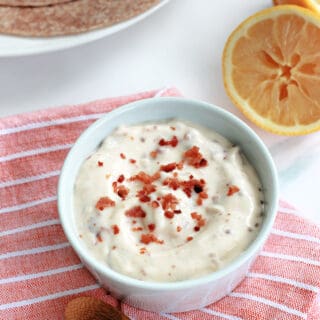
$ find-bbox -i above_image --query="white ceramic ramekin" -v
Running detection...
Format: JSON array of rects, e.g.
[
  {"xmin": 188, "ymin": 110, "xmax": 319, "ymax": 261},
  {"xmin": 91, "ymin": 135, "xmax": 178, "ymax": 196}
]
[{"xmin": 58, "ymin": 97, "xmax": 278, "ymax": 313}]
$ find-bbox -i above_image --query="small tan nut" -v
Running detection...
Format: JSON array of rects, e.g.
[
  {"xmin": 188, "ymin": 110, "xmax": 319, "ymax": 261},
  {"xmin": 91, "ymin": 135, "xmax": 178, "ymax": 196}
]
[{"xmin": 64, "ymin": 296, "xmax": 130, "ymax": 320}]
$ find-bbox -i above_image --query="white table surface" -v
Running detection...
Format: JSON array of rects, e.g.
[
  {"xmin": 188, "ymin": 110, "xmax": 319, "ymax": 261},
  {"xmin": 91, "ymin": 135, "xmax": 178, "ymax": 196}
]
[{"xmin": 0, "ymin": 0, "xmax": 319, "ymax": 225}]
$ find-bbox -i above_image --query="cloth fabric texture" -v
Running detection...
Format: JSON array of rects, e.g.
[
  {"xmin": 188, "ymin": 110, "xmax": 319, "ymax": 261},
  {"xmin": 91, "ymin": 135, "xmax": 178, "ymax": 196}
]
[{"xmin": 0, "ymin": 88, "xmax": 319, "ymax": 320}]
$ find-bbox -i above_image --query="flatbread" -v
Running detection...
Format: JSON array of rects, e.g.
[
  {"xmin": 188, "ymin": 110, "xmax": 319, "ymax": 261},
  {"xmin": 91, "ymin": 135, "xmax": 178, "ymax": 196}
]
[
  {"xmin": 0, "ymin": 0, "xmax": 160, "ymax": 37},
  {"xmin": 0, "ymin": 0, "xmax": 72, "ymax": 6}
]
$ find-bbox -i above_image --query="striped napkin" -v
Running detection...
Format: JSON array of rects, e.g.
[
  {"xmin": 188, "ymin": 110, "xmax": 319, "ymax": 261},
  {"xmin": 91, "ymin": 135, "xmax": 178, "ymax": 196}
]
[{"xmin": 0, "ymin": 88, "xmax": 319, "ymax": 320}]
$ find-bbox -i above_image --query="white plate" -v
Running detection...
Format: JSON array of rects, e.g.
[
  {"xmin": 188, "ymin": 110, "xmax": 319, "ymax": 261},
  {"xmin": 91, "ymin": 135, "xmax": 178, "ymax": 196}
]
[{"xmin": 0, "ymin": 0, "xmax": 169, "ymax": 57}]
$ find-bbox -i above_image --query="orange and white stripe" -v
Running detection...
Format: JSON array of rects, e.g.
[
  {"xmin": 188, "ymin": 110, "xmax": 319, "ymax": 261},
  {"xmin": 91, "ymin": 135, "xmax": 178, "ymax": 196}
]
[{"xmin": 1, "ymin": 88, "xmax": 319, "ymax": 319}]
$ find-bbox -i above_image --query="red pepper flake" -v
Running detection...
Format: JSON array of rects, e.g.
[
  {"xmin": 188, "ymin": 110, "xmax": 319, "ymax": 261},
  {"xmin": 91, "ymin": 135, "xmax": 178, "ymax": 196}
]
[
  {"xmin": 148, "ymin": 223, "xmax": 156, "ymax": 232},
  {"xmin": 194, "ymin": 226, "xmax": 200, "ymax": 232},
  {"xmin": 161, "ymin": 193, "xmax": 179, "ymax": 211},
  {"xmin": 117, "ymin": 185, "xmax": 129, "ymax": 200},
  {"xmin": 150, "ymin": 150, "xmax": 158, "ymax": 159},
  {"xmin": 160, "ymin": 162, "xmax": 177, "ymax": 172},
  {"xmin": 176, "ymin": 226, "xmax": 182, "ymax": 232},
  {"xmin": 151, "ymin": 200, "xmax": 159, "ymax": 208},
  {"xmin": 183, "ymin": 146, "xmax": 208, "ymax": 168},
  {"xmin": 129, "ymin": 159, "xmax": 136, "ymax": 164},
  {"xmin": 132, "ymin": 227, "xmax": 144, "ymax": 232},
  {"xmin": 112, "ymin": 245, "xmax": 117, "ymax": 250},
  {"xmin": 140, "ymin": 233, "xmax": 164, "ymax": 245},
  {"xmin": 112, "ymin": 181, "xmax": 118, "ymax": 193},
  {"xmin": 227, "ymin": 185, "xmax": 240, "ymax": 196},
  {"xmin": 95, "ymin": 197, "xmax": 115, "ymax": 211},
  {"xmin": 170, "ymin": 126, "xmax": 176, "ymax": 131},
  {"xmin": 159, "ymin": 135, "xmax": 178, "ymax": 147},
  {"xmin": 111, "ymin": 225, "xmax": 120, "ymax": 235},
  {"xmin": 120, "ymin": 153, "xmax": 126, "ymax": 159},
  {"xmin": 125, "ymin": 206, "xmax": 146, "ymax": 218},
  {"xmin": 194, "ymin": 184, "xmax": 203, "ymax": 193},
  {"xmin": 97, "ymin": 161, "xmax": 104, "ymax": 167},
  {"xmin": 96, "ymin": 233, "xmax": 103, "ymax": 242},
  {"xmin": 140, "ymin": 247, "xmax": 147, "ymax": 254},
  {"xmin": 117, "ymin": 174, "xmax": 125, "ymax": 183},
  {"xmin": 186, "ymin": 236, "xmax": 193, "ymax": 242},
  {"xmin": 132, "ymin": 220, "xmax": 137, "ymax": 224},
  {"xmin": 164, "ymin": 211, "xmax": 175, "ymax": 219}
]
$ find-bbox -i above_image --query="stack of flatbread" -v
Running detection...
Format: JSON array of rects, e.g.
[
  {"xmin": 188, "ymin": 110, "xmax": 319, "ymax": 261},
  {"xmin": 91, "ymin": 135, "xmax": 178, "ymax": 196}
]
[{"xmin": 0, "ymin": 0, "xmax": 160, "ymax": 36}]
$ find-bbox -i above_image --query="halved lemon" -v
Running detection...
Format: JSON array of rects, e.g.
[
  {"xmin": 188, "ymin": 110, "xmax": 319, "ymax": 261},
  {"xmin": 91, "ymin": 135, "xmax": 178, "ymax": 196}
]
[
  {"xmin": 274, "ymin": 0, "xmax": 320, "ymax": 14},
  {"xmin": 222, "ymin": 5, "xmax": 320, "ymax": 135}
]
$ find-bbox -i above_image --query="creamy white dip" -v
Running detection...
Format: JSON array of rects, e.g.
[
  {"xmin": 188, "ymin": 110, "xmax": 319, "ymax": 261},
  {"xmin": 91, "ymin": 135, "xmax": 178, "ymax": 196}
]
[{"xmin": 74, "ymin": 121, "xmax": 264, "ymax": 282}]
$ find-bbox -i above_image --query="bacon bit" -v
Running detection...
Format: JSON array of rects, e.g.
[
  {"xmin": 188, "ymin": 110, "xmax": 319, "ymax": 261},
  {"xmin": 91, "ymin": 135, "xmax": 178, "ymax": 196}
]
[
  {"xmin": 191, "ymin": 212, "xmax": 206, "ymax": 230},
  {"xmin": 151, "ymin": 200, "xmax": 159, "ymax": 208},
  {"xmin": 159, "ymin": 135, "xmax": 178, "ymax": 147},
  {"xmin": 117, "ymin": 185, "xmax": 129, "ymax": 200},
  {"xmin": 186, "ymin": 236, "xmax": 193, "ymax": 242},
  {"xmin": 130, "ymin": 171, "xmax": 160, "ymax": 184},
  {"xmin": 95, "ymin": 197, "xmax": 115, "ymax": 211},
  {"xmin": 129, "ymin": 159, "xmax": 136, "ymax": 164},
  {"xmin": 160, "ymin": 163, "xmax": 177, "ymax": 172},
  {"xmin": 136, "ymin": 184, "xmax": 156, "ymax": 203},
  {"xmin": 164, "ymin": 211, "xmax": 175, "ymax": 219},
  {"xmin": 140, "ymin": 247, "xmax": 147, "ymax": 254},
  {"xmin": 197, "ymin": 198, "xmax": 203, "ymax": 206},
  {"xmin": 117, "ymin": 174, "xmax": 125, "ymax": 183},
  {"xmin": 198, "ymin": 218, "xmax": 206, "ymax": 227},
  {"xmin": 139, "ymin": 195, "xmax": 151, "ymax": 202},
  {"xmin": 163, "ymin": 177, "xmax": 180, "ymax": 190},
  {"xmin": 191, "ymin": 212, "xmax": 201, "ymax": 220},
  {"xmin": 140, "ymin": 233, "xmax": 164, "ymax": 245},
  {"xmin": 183, "ymin": 146, "xmax": 208, "ymax": 168},
  {"xmin": 177, "ymin": 161, "xmax": 184, "ymax": 170},
  {"xmin": 161, "ymin": 193, "xmax": 179, "ymax": 211},
  {"xmin": 199, "ymin": 191, "xmax": 208, "ymax": 199},
  {"xmin": 111, "ymin": 225, "xmax": 120, "ymax": 235},
  {"xmin": 132, "ymin": 227, "xmax": 143, "ymax": 232},
  {"xmin": 96, "ymin": 233, "xmax": 103, "ymax": 242},
  {"xmin": 120, "ymin": 153, "xmax": 126, "ymax": 159},
  {"xmin": 150, "ymin": 150, "xmax": 158, "ymax": 159},
  {"xmin": 125, "ymin": 206, "xmax": 146, "ymax": 218},
  {"xmin": 176, "ymin": 226, "xmax": 182, "ymax": 232},
  {"xmin": 148, "ymin": 223, "xmax": 156, "ymax": 232},
  {"xmin": 196, "ymin": 191, "xmax": 208, "ymax": 206},
  {"xmin": 227, "ymin": 185, "xmax": 240, "ymax": 196},
  {"xmin": 97, "ymin": 161, "xmax": 104, "ymax": 167},
  {"xmin": 181, "ymin": 178, "xmax": 206, "ymax": 198}
]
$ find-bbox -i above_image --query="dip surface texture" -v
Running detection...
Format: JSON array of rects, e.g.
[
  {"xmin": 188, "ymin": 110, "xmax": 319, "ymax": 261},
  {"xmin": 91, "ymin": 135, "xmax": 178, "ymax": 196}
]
[{"xmin": 74, "ymin": 121, "xmax": 264, "ymax": 282}]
